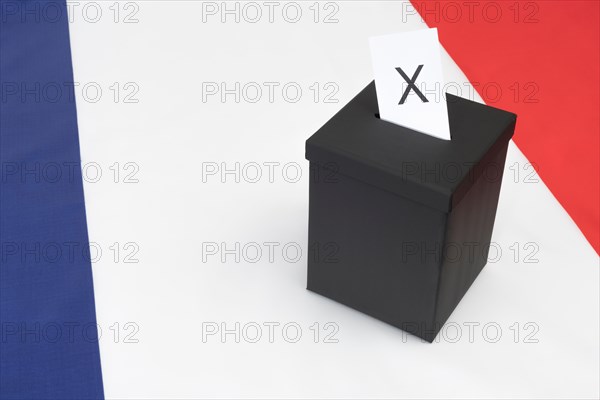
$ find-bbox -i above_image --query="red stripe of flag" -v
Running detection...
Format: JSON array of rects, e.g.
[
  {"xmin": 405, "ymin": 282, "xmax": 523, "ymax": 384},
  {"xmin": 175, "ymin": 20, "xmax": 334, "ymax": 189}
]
[{"xmin": 411, "ymin": 0, "xmax": 600, "ymax": 253}]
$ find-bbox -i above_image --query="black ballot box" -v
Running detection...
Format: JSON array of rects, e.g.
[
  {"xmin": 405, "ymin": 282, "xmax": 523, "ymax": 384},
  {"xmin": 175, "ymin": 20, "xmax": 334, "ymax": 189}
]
[{"xmin": 305, "ymin": 82, "xmax": 517, "ymax": 342}]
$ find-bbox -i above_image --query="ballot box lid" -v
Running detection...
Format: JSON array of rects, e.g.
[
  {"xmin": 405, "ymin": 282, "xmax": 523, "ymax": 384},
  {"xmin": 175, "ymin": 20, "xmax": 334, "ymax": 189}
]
[{"xmin": 305, "ymin": 82, "xmax": 517, "ymax": 213}]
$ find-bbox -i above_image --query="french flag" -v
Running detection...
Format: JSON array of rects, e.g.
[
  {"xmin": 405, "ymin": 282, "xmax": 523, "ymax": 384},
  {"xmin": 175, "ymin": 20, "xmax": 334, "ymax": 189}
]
[{"xmin": 1, "ymin": 1, "xmax": 598, "ymax": 399}]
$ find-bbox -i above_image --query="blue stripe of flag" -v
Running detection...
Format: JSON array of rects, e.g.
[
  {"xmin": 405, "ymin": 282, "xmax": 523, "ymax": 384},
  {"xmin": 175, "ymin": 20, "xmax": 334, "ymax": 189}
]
[{"xmin": 1, "ymin": 1, "xmax": 104, "ymax": 398}]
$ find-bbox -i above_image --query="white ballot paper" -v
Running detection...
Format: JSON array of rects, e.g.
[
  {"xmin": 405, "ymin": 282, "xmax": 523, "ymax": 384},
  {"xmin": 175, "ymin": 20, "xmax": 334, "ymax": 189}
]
[{"xmin": 369, "ymin": 28, "xmax": 451, "ymax": 140}]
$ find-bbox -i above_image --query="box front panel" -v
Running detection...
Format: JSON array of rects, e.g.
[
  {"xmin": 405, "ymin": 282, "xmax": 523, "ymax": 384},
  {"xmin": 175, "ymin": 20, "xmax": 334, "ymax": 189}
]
[{"xmin": 307, "ymin": 162, "xmax": 446, "ymax": 341}]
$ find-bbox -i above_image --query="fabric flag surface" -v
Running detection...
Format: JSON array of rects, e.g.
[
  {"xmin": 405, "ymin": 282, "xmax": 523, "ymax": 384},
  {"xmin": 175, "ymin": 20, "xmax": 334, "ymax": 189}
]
[{"xmin": 0, "ymin": 1, "xmax": 598, "ymax": 399}]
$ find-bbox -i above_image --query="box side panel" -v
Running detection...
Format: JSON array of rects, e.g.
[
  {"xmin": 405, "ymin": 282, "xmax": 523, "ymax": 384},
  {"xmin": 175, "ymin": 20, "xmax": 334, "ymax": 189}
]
[
  {"xmin": 307, "ymin": 162, "xmax": 446, "ymax": 342},
  {"xmin": 433, "ymin": 140, "xmax": 511, "ymax": 330}
]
